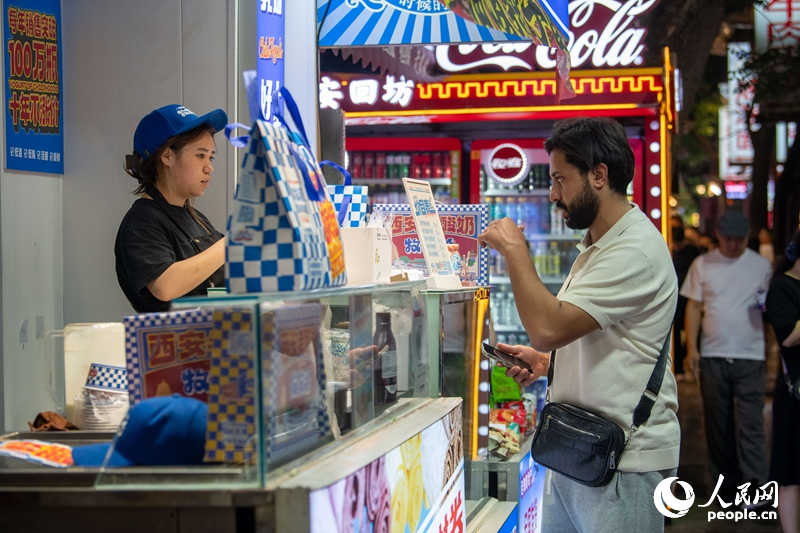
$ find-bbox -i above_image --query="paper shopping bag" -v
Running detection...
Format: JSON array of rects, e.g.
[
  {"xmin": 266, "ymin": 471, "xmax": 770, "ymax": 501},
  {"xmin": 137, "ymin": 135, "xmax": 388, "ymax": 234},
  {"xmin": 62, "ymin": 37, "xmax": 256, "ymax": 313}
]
[
  {"xmin": 225, "ymin": 88, "xmax": 347, "ymax": 293},
  {"xmin": 322, "ymin": 160, "xmax": 369, "ymax": 228}
]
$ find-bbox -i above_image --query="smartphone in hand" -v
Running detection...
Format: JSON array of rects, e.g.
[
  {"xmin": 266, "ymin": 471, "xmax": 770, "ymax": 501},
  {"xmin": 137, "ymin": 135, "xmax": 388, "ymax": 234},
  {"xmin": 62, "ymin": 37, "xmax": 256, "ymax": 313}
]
[{"xmin": 481, "ymin": 342, "xmax": 533, "ymax": 372}]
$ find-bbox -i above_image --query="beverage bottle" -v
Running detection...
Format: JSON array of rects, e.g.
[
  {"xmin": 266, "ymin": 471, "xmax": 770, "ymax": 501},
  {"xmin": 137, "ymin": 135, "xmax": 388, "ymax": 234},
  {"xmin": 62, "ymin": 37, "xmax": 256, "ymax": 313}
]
[
  {"xmin": 518, "ymin": 168, "xmax": 529, "ymax": 192},
  {"xmin": 505, "ymin": 197, "xmax": 518, "ymax": 227},
  {"xmin": 375, "ymin": 152, "xmax": 386, "ymax": 179},
  {"xmin": 386, "ymin": 154, "xmax": 397, "ymax": 179},
  {"xmin": 493, "ymin": 290, "xmax": 506, "ymax": 325},
  {"xmin": 548, "ymin": 241, "xmax": 561, "ymax": 277},
  {"xmin": 364, "ymin": 153, "xmax": 375, "ymax": 179},
  {"xmin": 443, "ymin": 152, "xmax": 452, "ymax": 180},
  {"xmin": 400, "ymin": 153, "xmax": 411, "ymax": 179},
  {"xmin": 534, "ymin": 242, "xmax": 548, "ymax": 275},
  {"xmin": 538, "ymin": 198, "xmax": 550, "ymax": 234},
  {"xmin": 373, "ymin": 312, "xmax": 397, "ymax": 405},
  {"xmin": 517, "ymin": 201, "xmax": 528, "ymax": 232},
  {"xmin": 550, "ymin": 204, "xmax": 561, "ymax": 235},
  {"xmin": 493, "ymin": 197, "xmax": 506, "ymax": 221},
  {"xmin": 433, "ymin": 152, "xmax": 443, "ymax": 178},
  {"xmin": 352, "ymin": 152, "xmax": 364, "ymax": 180}
]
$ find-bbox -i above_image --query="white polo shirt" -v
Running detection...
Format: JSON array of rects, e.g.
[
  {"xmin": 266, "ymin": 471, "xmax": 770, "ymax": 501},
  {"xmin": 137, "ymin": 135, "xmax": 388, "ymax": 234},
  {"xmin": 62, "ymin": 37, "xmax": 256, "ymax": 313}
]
[
  {"xmin": 679, "ymin": 248, "xmax": 771, "ymax": 360},
  {"xmin": 553, "ymin": 205, "xmax": 680, "ymax": 472}
]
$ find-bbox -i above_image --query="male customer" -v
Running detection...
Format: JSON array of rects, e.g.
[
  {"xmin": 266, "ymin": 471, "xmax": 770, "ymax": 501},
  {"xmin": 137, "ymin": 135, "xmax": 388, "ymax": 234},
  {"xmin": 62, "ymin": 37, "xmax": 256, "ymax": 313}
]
[
  {"xmin": 479, "ymin": 117, "xmax": 679, "ymax": 533},
  {"xmin": 681, "ymin": 210, "xmax": 772, "ymax": 502}
]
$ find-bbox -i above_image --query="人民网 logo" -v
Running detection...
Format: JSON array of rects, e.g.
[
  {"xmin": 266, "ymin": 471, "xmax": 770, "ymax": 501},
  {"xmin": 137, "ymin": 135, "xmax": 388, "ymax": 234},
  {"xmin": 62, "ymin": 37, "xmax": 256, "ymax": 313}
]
[{"xmin": 654, "ymin": 476, "xmax": 695, "ymax": 518}]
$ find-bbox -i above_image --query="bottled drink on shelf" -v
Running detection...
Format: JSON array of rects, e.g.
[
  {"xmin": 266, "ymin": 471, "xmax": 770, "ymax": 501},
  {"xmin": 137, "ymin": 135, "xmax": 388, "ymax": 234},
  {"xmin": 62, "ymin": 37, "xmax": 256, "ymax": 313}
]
[
  {"xmin": 493, "ymin": 289, "xmax": 506, "ymax": 325},
  {"xmin": 386, "ymin": 154, "xmax": 397, "ymax": 179},
  {"xmin": 538, "ymin": 197, "xmax": 551, "ymax": 234},
  {"xmin": 550, "ymin": 204, "xmax": 563, "ymax": 235},
  {"xmin": 548, "ymin": 242, "xmax": 561, "ymax": 277},
  {"xmin": 525, "ymin": 200, "xmax": 538, "ymax": 239},
  {"xmin": 432, "ymin": 152, "xmax": 443, "ymax": 178},
  {"xmin": 364, "ymin": 153, "xmax": 375, "ymax": 179},
  {"xmin": 517, "ymin": 169, "xmax": 530, "ymax": 192},
  {"xmin": 534, "ymin": 242, "xmax": 548, "ymax": 275},
  {"xmin": 375, "ymin": 152, "xmax": 386, "ymax": 179},
  {"xmin": 443, "ymin": 152, "xmax": 452, "ymax": 179},
  {"xmin": 373, "ymin": 312, "xmax": 398, "ymax": 406},
  {"xmin": 492, "ymin": 197, "xmax": 506, "ymax": 221},
  {"xmin": 352, "ymin": 152, "xmax": 364, "ymax": 180},
  {"xmin": 505, "ymin": 197, "xmax": 518, "ymax": 227},
  {"xmin": 507, "ymin": 333, "xmax": 518, "ymax": 346},
  {"xmin": 411, "ymin": 153, "xmax": 421, "ymax": 179},
  {"xmin": 400, "ymin": 153, "xmax": 411, "ymax": 179}
]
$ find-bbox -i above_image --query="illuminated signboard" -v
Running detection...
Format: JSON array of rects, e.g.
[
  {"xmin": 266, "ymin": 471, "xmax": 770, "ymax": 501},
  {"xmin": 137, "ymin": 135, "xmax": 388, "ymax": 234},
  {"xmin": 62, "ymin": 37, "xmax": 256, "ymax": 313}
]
[
  {"xmin": 320, "ymin": 69, "xmax": 664, "ymax": 122},
  {"xmin": 487, "ymin": 143, "xmax": 528, "ymax": 187},
  {"xmin": 755, "ymin": 0, "xmax": 800, "ymax": 52},
  {"xmin": 257, "ymin": 0, "xmax": 284, "ymax": 121},
  {"xmin": 435, "ymin": 0, "xmax": 661, "ymax": 73},
  {"xmin": 3, "ymin": 0, "xmax": 63, "ymax": 174},
  {"xmin": 725, "ymin": 181, "xmax": 749, "ymax": 200}
]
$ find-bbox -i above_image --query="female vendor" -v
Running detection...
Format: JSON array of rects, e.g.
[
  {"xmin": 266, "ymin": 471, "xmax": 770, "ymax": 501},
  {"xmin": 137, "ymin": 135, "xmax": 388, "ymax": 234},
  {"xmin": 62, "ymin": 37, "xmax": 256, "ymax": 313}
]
[{"xmin": 115, "ymin": 104, "xmax": 228, "ymax": 313}]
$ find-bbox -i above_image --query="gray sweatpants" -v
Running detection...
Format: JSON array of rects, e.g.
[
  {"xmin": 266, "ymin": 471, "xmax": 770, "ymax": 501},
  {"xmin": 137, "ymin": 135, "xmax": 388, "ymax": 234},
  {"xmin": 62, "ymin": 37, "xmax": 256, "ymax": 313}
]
[{"xmin": 541, "ymin": 468, "xmax": 676, "ymax": 533}]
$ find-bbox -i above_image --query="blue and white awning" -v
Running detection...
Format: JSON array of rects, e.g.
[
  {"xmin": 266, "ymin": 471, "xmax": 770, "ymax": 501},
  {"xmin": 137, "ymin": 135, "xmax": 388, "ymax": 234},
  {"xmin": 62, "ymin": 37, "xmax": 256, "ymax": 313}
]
[{"xmin": 317, "ymin": 0, "xmax": 526, "ymax": 47}]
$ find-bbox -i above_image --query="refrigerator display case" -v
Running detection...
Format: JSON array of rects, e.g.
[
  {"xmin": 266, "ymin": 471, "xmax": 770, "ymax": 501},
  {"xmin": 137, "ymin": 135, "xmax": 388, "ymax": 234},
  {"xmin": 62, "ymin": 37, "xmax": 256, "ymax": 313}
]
[{"xmin": 345, "ymin": 137, "xmax": 462, "ymax": 207}]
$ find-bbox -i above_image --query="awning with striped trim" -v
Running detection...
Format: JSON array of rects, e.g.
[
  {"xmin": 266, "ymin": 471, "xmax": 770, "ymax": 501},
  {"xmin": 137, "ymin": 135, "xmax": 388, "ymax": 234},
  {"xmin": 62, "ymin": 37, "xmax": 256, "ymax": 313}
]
[{"xmin": 317, "ymin": 0, "xmax": 528, "ymax": 47}]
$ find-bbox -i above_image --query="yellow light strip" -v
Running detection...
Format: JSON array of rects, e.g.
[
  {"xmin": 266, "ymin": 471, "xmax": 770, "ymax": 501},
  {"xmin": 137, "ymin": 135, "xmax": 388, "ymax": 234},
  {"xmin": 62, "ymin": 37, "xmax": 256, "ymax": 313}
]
[
  {"xmin": 661, "ymin": 112, "xmax": 669, "ymax": 239},
  {"xmin": 472, "ymin": 296, "xmax": 489, "ymax": 461},
  {"xmin": 346, "ymin": 103, "xmax": 643, "ymax": 118}
]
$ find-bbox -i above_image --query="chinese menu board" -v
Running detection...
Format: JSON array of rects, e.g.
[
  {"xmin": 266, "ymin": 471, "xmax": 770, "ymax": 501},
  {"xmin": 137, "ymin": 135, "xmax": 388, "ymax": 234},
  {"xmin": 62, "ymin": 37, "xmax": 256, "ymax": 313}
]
[
  {"xmin": 402, "ymin": 178, "xmax": 456, "ymax": 279},
  {"xmin": 373, "ymin": 203, "xmax": 489, "ymax": 286},
  {"xmin": 3, "ymin": 0, "xmax": 63, "ymax": 173}
]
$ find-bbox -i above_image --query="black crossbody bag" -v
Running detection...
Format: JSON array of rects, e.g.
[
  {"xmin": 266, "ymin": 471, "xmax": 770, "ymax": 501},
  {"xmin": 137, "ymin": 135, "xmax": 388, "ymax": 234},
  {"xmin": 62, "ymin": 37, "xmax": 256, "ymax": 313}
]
[{"xmin": 530, "ymin": 330, "xmax": 672, "ymax": 487}]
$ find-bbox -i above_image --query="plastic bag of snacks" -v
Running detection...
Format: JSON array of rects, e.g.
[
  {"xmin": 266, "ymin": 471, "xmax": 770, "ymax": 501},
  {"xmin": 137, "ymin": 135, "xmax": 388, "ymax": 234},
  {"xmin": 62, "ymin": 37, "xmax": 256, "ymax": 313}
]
[{"xmin": 489, "ymin": 408, "xmax": 525, "ymax": 459}]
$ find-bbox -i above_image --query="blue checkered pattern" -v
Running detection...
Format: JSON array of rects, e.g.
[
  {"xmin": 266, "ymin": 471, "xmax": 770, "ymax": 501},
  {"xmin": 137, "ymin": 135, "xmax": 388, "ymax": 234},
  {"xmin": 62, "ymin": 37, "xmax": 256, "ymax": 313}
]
[
  {"xmin": 125, "ymin": 309, "xmax": 214, "ymax": 405},
  {"xmin": 327, "ymin": 185, "xmax": 369, "ymax": 228},
  {"xmin": 85, "ymin": 364, "xmax": 128, "ymax": 392},
  {"xmin": 373, "ymin": 203, "xmax": 490, "ymax": 286},
  {"xmin": 261, "ymin": 304, "xmax": 331, "ymax": 463},
  {"xmin": 226, "ymin": 120, "xmax": 347, "ymax": 294}
]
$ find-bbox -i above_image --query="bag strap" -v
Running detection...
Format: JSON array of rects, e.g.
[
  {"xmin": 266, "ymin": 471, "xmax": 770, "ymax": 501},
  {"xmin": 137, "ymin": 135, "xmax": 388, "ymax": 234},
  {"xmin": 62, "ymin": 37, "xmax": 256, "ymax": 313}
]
[{"xmin": 546, "ymin": 326, "xmax": 673, "ymax": 436}]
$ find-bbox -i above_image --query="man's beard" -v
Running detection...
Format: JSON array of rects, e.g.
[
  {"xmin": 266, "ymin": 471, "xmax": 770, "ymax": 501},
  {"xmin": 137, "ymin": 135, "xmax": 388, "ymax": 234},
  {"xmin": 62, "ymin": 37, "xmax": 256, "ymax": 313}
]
[{"xmin": 557, "ymin": 176, "xmax": 600, "ymax": 230}]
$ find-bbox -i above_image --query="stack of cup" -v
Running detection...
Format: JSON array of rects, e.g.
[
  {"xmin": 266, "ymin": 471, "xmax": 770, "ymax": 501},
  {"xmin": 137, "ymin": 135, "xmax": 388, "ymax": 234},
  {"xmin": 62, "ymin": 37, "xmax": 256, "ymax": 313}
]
[{"xmin": 74, "ymin": 363, "xmax": 130, "ymax": 431}]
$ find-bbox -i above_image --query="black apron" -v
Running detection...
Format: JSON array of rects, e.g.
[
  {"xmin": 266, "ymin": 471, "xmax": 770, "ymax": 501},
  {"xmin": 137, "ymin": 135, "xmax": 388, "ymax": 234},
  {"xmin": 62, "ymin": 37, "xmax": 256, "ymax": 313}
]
[{"xmin": 146, "ymin": 185, "xmax": 224, "ymax": 296}]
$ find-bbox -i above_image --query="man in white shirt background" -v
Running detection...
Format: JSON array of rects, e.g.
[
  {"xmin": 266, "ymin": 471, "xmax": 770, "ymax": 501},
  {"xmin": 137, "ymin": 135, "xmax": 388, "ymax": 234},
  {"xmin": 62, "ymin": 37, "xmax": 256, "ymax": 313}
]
[{"xmin": 682, "ymin": 210, "xmax": 772, "ymax": 504}]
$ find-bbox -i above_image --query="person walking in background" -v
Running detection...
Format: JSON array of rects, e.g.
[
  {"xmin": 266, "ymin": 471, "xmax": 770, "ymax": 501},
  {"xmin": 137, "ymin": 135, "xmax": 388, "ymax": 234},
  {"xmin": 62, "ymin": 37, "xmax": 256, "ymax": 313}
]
[
  {"xmin": 681, "ymin": 210, "xmax": 772, "ymax": 503},
  {"xmin": 672, "ymin": 226, "xmax": 699, "ymax": 381},
  {"xmin": 765, "ymin": 230, "xmax": 800, "ymax": 532}
]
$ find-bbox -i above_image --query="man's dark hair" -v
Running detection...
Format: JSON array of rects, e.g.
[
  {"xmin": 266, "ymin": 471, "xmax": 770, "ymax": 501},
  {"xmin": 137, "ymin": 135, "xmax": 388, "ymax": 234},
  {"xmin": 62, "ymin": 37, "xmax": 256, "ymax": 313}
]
[
  {"xmin": 544, "ymin": 117, "xmax": 635, "ymax": 196},
  {"xmin": 673, "ymin": 226, "xmax": 685, "ymax": 243}
]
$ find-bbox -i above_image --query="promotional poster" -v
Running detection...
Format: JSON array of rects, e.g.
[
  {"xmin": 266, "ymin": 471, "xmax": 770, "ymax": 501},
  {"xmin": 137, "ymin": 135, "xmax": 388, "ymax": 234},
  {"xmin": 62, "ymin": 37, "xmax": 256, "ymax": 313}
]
[
  {"xmin": 3, "ymin": 0, "xmax": 63, "ymax": 173},
  {"xmin": 373, "ymin": 203, "xmax": 489, "ymax": 286}
]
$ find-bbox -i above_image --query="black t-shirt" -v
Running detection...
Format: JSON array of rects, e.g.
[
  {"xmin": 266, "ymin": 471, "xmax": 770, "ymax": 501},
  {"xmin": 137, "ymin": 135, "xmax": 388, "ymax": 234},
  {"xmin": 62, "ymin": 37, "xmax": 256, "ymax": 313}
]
[
  {"xmin": 766, "ymin": 273, "xmax": 800, "ymax": 380},
  {"xmin": 115, "ymin": 198, "xmax": 223, "ymax": 313}
]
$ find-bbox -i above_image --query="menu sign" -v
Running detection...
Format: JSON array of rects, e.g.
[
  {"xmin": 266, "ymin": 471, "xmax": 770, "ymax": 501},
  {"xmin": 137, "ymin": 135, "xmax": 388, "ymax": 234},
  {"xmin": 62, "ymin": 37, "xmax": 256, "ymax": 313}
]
[
  {"xmin": 402, "ymin": 178, "xmax": 456, "ymax": 279},
  {"xmin": 3, "ymin": 0, "xmax": 63, "ymax": 173}
]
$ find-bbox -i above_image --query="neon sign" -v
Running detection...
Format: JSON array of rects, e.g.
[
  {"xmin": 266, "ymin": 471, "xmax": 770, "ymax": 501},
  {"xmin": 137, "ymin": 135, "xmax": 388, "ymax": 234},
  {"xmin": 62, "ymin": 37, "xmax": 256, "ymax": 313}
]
[{"xmin": 435, "ymin": 0, "xmax": 661, "ymax": 72}]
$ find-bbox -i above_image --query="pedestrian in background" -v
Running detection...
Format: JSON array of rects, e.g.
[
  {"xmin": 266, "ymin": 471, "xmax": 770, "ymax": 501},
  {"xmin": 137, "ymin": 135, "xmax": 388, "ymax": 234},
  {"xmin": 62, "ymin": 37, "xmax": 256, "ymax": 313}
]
[
  {"xmin": 681, "ymin": 210, "xmax": 772, "ymax": 503},
  {"xmin": 672, "ymin": 226, "xmax": 699, "ymax": 381},
  {"xmin": 765, "ymin": 230, "xmax": 800, "ymax": 532}
]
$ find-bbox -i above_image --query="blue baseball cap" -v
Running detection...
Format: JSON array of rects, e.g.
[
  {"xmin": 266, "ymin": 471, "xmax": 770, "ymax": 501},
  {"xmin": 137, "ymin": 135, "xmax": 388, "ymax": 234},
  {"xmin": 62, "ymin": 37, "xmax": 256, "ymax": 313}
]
[
  {"xmin": 71, "ymin": 394, "xmax": 208, "ymax": 467},
  {"xmin": 133, "ymin": 104, "xmax": 228, "ymax": 162}
]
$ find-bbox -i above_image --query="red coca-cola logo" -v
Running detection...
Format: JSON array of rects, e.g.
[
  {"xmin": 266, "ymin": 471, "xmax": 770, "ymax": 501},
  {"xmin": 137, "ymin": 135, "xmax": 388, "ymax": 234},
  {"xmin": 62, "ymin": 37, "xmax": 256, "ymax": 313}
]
[{"xmin": 488, "ymin": 144, "xmax": 527, "ymax": 185}]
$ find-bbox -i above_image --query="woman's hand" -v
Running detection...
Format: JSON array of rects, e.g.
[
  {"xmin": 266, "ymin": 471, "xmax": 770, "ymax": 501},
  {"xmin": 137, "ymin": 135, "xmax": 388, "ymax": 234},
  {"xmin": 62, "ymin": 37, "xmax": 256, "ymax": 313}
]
[{"xmin": 497, "ymin": 342, "xmax": 549, "ymax": 388}]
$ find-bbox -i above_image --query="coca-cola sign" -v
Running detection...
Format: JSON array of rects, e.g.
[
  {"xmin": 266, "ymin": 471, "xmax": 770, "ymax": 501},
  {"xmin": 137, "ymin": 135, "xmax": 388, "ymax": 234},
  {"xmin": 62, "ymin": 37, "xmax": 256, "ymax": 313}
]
[
  {"xmin": 435, "ymin": 0, "xmax": 660, "ymax": 73},
  {"xmin": 488, "ymin": 144, "xmax": 527, "ymax": 185}
]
